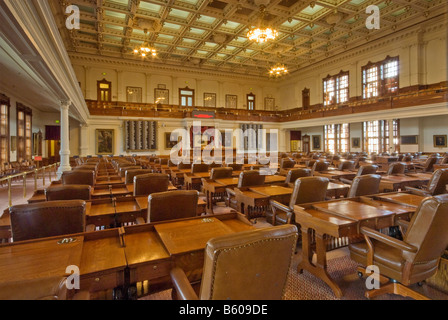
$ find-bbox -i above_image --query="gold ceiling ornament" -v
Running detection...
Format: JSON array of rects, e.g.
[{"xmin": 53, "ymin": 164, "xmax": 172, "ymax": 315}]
[
  {"xmin": 247, "ymin": 5, "xmax": 278, "ymax": 43},
  {"xmin": 133, "ymin": 29, "xmax": 157, "ymax": 58},
  {"xmin": 268, "ymin": 63, "xmax": 288, "ymax": 77}
]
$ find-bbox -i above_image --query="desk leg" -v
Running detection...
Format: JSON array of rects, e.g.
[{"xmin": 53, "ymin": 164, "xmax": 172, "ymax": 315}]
[
  {"xmin": 205, "ymin": 190, "xmax": 214, "ymax": 215},
  {"xmin": 297, "ymin": 228, "xmax": 343, "ymax": 299}
]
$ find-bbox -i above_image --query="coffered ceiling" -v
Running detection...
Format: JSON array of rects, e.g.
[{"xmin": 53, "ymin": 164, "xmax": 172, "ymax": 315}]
[{"xmin": 51, "ymin": 0, "xmax": 447, "ymax": 78}]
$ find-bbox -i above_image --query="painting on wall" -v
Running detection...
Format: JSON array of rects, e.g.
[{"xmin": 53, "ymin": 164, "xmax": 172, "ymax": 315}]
[
  {"xmin": 352, "ymin": 137, "xmax": 360, "ymax": 148},
  {"xmin": 96, "ymin": 129, "xmax": 114, "ymax": 155},
  {"xmin": 312, "ymin": 135, "xmax": 321, "ymax": 150},
  {"xmin": 434, "ymin": 135, "xmax": 447, "ymax": 148},
  {"xmin": 165, "ymin": 132, "xmax": 179, "ymax": 150}
]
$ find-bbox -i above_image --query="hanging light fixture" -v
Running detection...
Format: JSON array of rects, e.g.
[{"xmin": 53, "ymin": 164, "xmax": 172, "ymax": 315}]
[
  {"xmin": 133, "ymin": 29, "xmax": 157, "ymax": 58},
  {"xmin": 268, "ymin": 63, "xmax": 288, "ymax": 77},
  {"xmin": 247, "ymin": 5, "xmax": 278, "ymax": 43}
]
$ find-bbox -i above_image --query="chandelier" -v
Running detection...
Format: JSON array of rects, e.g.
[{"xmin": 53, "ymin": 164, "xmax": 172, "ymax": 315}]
[
  {"xmin": 247, "ymin": 5, "xmax": 278, "ymax": 43},
  {"xmin": 133, "ymin": 29, "xmax": 157, "ymax": 58},
  {"xmin": 269, "ymin": 63, "xmax": 288, "ymax": 77}
]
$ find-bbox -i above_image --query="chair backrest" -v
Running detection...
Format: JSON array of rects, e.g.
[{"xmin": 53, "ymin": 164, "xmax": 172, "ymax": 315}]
[
  {"xmin": 62, "ymin": 170, "xmax": 95, "ymax": 186},
  {"xmin": 289, "ymin": 176, "xmax": 329, "ymax": 208},
  {"xmin": 441, "ymin": 156, "xmax": 448, "ymax": 164},
  {"xmin": 425, "ymin": 169, "xmax": 448, "ymax": 195},
  {"xmin": 125, "ymin": 169, "xmax": 153, "ymax": 184},
  {"xmin": 357, "ymin": 165, "xmax": 379, "ymax": 176},
  {"xmin": 73, "ymin": 165, "xmax": 97, "ymax": 172},
  {"xmin": 119, "ymin": 166, "xmax": 142, "ymax": 177},
  {"xmin": 280, "ymin": 158, "xmax": 295, "ymax": 169},
  {"xmin": 178, "ymin": 163, "xmax": 192, "ymax": 170},
  {"xmin": 285, "ymin": 168, "xmax": 311, "ymax": 184},
  {"xmin": 423, "ymin": 157, "xmax": 438, "ymax": 171},
  {"xmin": 402, "ymin": 155, "xmax": 413, "ymax": 162},
  {"xmin": 311, "ymin": 161, "xmax": 329, "ymax": 174},
  {"xmin": 9, "ymin": 200, "xmax": 86, "ymax": 242},
  {"xmin": 210, "ymin": 167, "xmax": 233, "ymax": 180},
  {"xmin": 147, "ymin": 190, "xmax": 198, "ymax": 223},
  {"xmin": 199, "ymin": 225, "xmax": 298, "ymax": 300},
  {"xmin": 191, "ymin": 163, "xmax": 209, "ymax": 173},
  {"xmin": 387, "ymin": 162, "xmax": 406, "ymax": 175},
  {"xmin": 133, "ymin": 173, "xmax": 170, "ymax": 196},
  {"xmin": 338, "ymin": 161, "xmax": 355, "ymax": 171},
  {"xmin": 347, "ymin": 174, "xmax": 381, "ymax": 198},
  {"xmin": 401, "ymin": 194, "xmax": 448, "ymax": 283},
  {"xmin": 238, "ymin": 170, "xmax": 265, "ymax": 188},
  {"xmin": 226, "ymin": 163, "xmax": 243, "ymax": 171},
  {"xmin": 45, "ymin": 185, "xmax": 91, "ymax": 201}
]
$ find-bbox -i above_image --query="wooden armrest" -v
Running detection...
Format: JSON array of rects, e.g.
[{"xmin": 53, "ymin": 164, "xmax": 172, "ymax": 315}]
[
  {"xmin": 170, "ymin": 267, "xmax": 199, "ymax": 300},
  {"xmin": 360, "ymin": 227, "xmax": 418, "ymax": 253},
  {"xmin": 404, "ymin": 186, "xmax": 430, "ymax": 197},
  {"xmin": 339, "ymin": 178, "xmax": 353, "ymax": 185},
  {"xmin": 135, "ymin": 217, "xmax": 146, "ymax": 225},
  {"xmin": 85, "ymin": 224, "xmax": 96, "ymax": 232}
]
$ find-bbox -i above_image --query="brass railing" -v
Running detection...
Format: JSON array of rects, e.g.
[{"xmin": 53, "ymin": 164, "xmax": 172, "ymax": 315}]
[{"xmin": 0, "ymin": 163, "xmax": 60, "ymax": 208}]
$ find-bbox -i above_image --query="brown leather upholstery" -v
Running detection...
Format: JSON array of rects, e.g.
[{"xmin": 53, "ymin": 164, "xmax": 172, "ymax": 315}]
[
  {"xmin": 191, "ymin": 163, "xmax": 209, "ymax": 173},
  {"xmin": 45, "ymin": 185, "xmax": 91, "ymax": 201},
  {"xmin": 170, "ymin": 224, "xmax": 298, "ymax": 300},
  {"xmin": 280, "ymin": 158, "xmax": 295, "ymax": 169},
  {"xmin": 178, "ymin": 163, "xmax": 192, "ymax": 170},
  {"xmin": 405, "ymin": 168, "xmax": 448, "ymax": 197},
  {"xmin": 340, "ymin": 165, "xmax": 379, "ymax": 185},
  {"xmin": 414, "ymin": 157, "xmax": 438, "ymax": 172},
  {"xmin": 269, "ymin": 176, "xmax": 330, "ymax": 225},
  {"xmin": 311, "ymin": 161, "xmax": 329, "ymax": 174},
  {"xmin": 210, "ymin": 167, "xmax": 233, "ymax": 180},
  {"xmin": 125, "ymin": 169, "xmax": 153, "ymax": 184},
  {"xmin": 226, "ymin": 163, "xmax": 243, "ymax": 171},
  {"xmin": 349, "ymin": 194, "xmax": 448, "ymax": 299},
  {"xmin": 119, "ymin": 166, "xmax": 142, "ymax": 177},
  {"xmin": 147, "ymin": 190, "xmax": 198, "ymax": 223},
  {"xmin": 347, "ymin": 174, "xmax": 381, "ymax": 198},
  {"xmin": 62, "ymin": 170, "xmax": 95, "ymax": 186},
  {"xmin": 387, "ymin": 162, "xmax": 406, "ymax": 175},
  {"xmin": 133, "ymin": 173, "xmax": 169, "ymax": 196},
  {"xmin": 9, "ymin": 200, "xmax": 87, "ymax": 242},
  {"xmin": 338, "ymin": 160, "xmax": 355, "ymax": 171},
  {"xmin": 238, "ymin": 170, "xmax": 266, "ymax": 188},
  {"xmin": 285, "ymin": 168, "xmax": 311, "ymax": 184}
]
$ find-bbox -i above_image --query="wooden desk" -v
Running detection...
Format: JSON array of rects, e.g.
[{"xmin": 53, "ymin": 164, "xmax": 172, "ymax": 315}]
[
  {"xmin": 293, "ymin": 193, "xmax": 419, "ymax": 298},
  {"xmin": 314, "ymin": 170, "xmax": 356, "ymax": 180},
  {"xmin": 379, "ymin": 174, "xmax": 430, "ymax": 192},
  {"xmin": 202, "ymin": 179, "xmax": 229, "ymax": 215},
  {"xmin": 91, "ymin": 185, "xmax": 132, "ymax": 199},
  {"xmin": 123, "ymin": 212, "xmax": 254, "ymax": 289}
]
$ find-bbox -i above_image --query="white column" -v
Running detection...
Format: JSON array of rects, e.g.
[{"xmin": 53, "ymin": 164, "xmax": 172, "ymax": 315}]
[
  {"xmin": 79, "ymin": 123, "xmax": 89, "ymax": 157},
  {"xmin": 57, "ymin": 100, "xmax": 72, "ymax": 178},
  {"xmin": 388, "ymin": 119, "xmax": 395, "ymax": 153}
]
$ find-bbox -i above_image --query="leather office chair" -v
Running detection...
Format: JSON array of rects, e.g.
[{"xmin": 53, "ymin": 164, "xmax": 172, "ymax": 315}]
[
  {"xmin": 340, "ymin": 165, "xmax": 379, "ymax": 185},
  {"xmin": 119, "ymin": 166, "xmax": 142, "ymax": 177},
  {"xmin": 210, "ymin": 167, "xmax": 233, "ymax": 180},
  {"xmin": 191, "ymin": 163, "xmax": 209, "ymax": 173},
  {"xmin": 387, "ymin": 162, "xmax": 406, "ymax": 175},
  {"xmin": 311, "ymin": 161, "xmax": 329, "ymax": 175},
  {"xmin": 338, "ymin": 160, "xmax": 355, "ymax": 171},
  {"xmin": 45, "ymin": 185, "xmax": 91, "ymax": 201},
  {"xmin": 125, "ymin": 169, "xmax": 153, "ymax": 184},
  {"xmin": 226, "ymin": 163, "xmax": 243, "ymax": 172},
  {"xmin": 226, "ymin": 170, "xmax": 266, "ymax": 210},
  {"xmin": 405, "ymin": 168, "xmax": 448, "ymax": 197},
  {"xmin": 133, "ymin": 173, "xmax": 170, "ymax": 197},
  {"xmin": 9, "ymin": 200, "xmax": 94, "ymax": 242},
  {"xmin": 284, "ymin": 168, "xmax": 311, "ymax": 186},
  {"xmin": 170, "ymin": 225, "xmax": 298, "ymax": 300},
  {"xmin": 414, "ymin": 157, "xmax": 438, "ymax": 173},
  {"xmin": 136, "ymin": 190, "xmax": 199, "ymax": 224},
  {"xmin": 0, "ymin": 276, "xmax": 90, "ymax": 300},
  {"xmin": 349, "ymin": 194, "xmax": 448, "ymax": 300},
  {"xmin": 62, "ymin": 170, "xmax": 95, "ymax": 186},
  {"xmin": 279, "ymin": 158, "xmax": 296, "ymax": 176},
  {"xmin": 268, "ymin": 176, "xmax": 330, "ymax": 225},
  {"xmin": 347, "ymin": 174, "xmax": 381, "ymax": 198}
]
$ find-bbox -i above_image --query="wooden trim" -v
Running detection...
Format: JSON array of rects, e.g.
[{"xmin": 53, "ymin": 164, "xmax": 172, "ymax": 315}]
[
  {"xmin": 246, "ymin": 92, "xmax": 255, "ymax": 111},
  {"xmin": 179, "ymin": 86, "xmax": 194, "ymax": 107},
  {"xmin": 97, "ymin": 78, "xmax": 112, "ymax": 102}
]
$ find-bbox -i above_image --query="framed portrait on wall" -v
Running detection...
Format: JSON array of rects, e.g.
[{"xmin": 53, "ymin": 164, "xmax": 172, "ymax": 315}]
[
  {"xmin": 96, "ymin": 129, "xmax": 114, "ymax": 155},
  {"xmin": 352, "ymin": 137, "xmax": 360, "ymax": 148},
  {"xmin": 225, "ymin": 94, "xmax": 237, "ymax": 109},
  {"xmin": 154, "ymin": 88, "xmax": 169, "ymax": 104},
  {"xmin": 204, "ymin": 93, "xmax": 216, "ymax": 108},
  {"xmin": 312, "ymin": 135, "xmax": 321, "ymax": 150},
  {"xmin": 165, "ymin": 132, "xmax": 179, "ymax": 150},
  {"xmin": 434, "ymin": 135, "xmax": 447, "ymax": 148}
]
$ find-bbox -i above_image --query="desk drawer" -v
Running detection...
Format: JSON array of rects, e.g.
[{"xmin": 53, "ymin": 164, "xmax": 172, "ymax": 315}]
[
  {"xmin": 81, "ymin": 270, "xmax": 124, "ymax": 292},
  {"xmin": 130, "ymin": 260, "xmax": 171, "ymax": 284}
]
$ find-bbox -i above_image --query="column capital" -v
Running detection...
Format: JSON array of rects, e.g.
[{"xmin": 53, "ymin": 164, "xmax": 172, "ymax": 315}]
[{"xmin": 60, "ymin": 100, "xmax": 71, "ymax": 109}]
